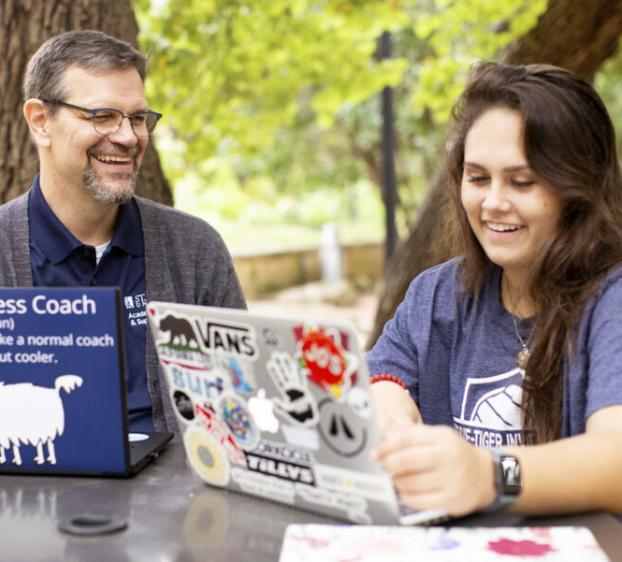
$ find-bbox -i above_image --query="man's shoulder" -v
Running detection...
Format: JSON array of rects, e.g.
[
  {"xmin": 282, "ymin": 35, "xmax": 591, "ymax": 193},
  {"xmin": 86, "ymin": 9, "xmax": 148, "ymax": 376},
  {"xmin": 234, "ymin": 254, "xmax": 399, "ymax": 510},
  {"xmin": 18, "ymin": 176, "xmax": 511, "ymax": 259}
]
[{"xmin": 0, "ymin": 192, "xmax": 29, "ymax": 219}]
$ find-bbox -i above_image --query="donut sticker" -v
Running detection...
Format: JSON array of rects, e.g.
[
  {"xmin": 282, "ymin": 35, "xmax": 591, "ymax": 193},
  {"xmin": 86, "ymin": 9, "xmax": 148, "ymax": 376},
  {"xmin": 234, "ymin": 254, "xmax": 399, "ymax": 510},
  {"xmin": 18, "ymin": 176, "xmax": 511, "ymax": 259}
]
[
  {"xmin": 184, "ymin": 426, "xmax": 231, "ymax": 487},
  {"xmin": 217, "ymin": 393, "xmax": 260, "ymax": 451}
]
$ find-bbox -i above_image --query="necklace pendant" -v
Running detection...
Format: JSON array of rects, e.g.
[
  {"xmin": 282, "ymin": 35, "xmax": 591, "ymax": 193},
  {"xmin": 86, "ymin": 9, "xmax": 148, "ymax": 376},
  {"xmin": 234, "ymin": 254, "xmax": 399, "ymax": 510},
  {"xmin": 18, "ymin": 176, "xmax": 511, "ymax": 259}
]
[{"xmin": 517, "ymin": 346, "xmax": 531, "ymax": 370}]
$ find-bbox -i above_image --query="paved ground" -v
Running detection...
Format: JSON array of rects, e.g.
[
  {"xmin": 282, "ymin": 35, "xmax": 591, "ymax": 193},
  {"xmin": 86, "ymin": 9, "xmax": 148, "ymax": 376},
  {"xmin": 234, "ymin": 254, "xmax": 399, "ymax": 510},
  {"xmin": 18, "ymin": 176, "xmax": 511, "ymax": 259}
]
[{"xmin": 247, "ymin": 283, "xmax": 379, "ymax": 349}]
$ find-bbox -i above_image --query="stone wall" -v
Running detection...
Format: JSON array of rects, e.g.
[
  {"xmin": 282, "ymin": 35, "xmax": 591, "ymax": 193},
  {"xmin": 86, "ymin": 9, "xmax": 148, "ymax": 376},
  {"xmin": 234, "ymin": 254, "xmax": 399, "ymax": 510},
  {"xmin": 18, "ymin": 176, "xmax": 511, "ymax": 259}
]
[{"xmin": 233, "ymin": 242, "xmax": 384, "ymax": 299}]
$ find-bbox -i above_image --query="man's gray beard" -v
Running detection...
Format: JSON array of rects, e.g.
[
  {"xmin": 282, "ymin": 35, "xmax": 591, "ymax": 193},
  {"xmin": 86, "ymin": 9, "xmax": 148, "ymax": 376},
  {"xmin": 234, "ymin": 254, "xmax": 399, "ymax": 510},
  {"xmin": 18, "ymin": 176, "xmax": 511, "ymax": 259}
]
[{"xmin": 83, "ymin": 167, "xmax": 138, "ymax": 205}]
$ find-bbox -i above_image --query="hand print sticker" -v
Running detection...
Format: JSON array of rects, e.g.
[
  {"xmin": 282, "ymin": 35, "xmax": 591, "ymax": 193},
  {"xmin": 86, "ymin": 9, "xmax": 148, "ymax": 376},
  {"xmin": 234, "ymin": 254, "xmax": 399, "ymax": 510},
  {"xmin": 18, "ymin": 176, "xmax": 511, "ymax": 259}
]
[{"xmin": 267, "ymin": 351, "xmax": 319, "ymax": 427}]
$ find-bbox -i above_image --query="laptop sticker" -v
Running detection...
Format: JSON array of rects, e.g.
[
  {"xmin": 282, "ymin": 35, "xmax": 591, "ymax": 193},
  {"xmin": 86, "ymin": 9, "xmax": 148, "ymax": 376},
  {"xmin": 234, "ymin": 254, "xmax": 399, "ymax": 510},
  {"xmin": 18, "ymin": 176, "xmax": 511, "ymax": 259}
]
[
  {"xmin": 232, "ymin": 467, "xmax": 296, "ymax": 505},
  {"xmin": 294, "ymin": 326, "xmax": 358, "ymax": 401},
  {"xmin": 149, "ymin": 308, "xmax": 211, "ymax": 370},
  {"xmin": 317, "ymin": 398, "xmax": 367, "ymax": 457},
  {"xmin": 159, "ymin": 314, "xmax": 200, "ymax": 349},
  {"xmin": 172, "ymin": 389, "xmax": 195, "ymax": 422},
  {"xmin": 0, "ymin": 374, "xmax": 83, "ymax": 466},
  {"xmin": 295, "ymin": 483, "xmax": 370, "ymax": 522},
  {"xmin": 281, "ymin": 424, "xmax": 320, "ymax": 450},
  {"xmin": 194, "ymin": 404, "xmax": 246, "ymax": 466},
  {"xmin": 267, "ymin": 351, "xmax": 319, "ymax": 427},
  {"xmin": 217, "ymin": 392, "xmax": 260, "ymax": 451},
  {"xmin": 313, "ymin": 464, "xmax": 395, "ymax": 504},
  {"xmin": 167, "ymin": 363, "xmax": 229, "ymax": 405},
  {"xmin": 244, "ymin": 440, "xmax": 316, "ymax": 486},
  {"xmin": 184, "ymin": 426, "xmax": 231, "ymax": 486},
  {"xmin": 261, "ymin": 325, "xmax": 279, "ymax": 347},
  {"xmin": 225, "ymin": 356, "xmax": 255, "ymax": 394}
]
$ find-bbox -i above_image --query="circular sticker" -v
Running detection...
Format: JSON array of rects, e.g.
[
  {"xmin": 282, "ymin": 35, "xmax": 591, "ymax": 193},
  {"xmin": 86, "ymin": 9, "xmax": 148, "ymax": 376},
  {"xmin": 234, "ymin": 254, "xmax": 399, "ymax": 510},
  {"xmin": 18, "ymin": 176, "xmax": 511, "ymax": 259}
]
[
  {"xmin": 184, "ymin": 427, "xmax": 230, "ymax": 487},
  {"xmin": 173, "ymin": 390, "xmax": 195, "ymax": 421},
  {"xmin": 317, "ymin": 398, "xmax": 367, "ymax": 457},
  {"xmin": 218, "ymin": 393, "xmax": 260, "ymax": 451}
]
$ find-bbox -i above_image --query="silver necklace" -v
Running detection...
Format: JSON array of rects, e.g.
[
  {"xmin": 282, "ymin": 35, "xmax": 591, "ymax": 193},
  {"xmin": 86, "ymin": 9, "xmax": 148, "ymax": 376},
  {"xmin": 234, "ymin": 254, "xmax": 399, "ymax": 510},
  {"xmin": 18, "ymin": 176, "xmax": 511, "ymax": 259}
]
[
  {"xmin": 504, "ymin": 277, "xmax": 532, "ymax": 370},
  {"xmin": 510, "ymin": 312, "xmax": 531, "ymax": 370}
]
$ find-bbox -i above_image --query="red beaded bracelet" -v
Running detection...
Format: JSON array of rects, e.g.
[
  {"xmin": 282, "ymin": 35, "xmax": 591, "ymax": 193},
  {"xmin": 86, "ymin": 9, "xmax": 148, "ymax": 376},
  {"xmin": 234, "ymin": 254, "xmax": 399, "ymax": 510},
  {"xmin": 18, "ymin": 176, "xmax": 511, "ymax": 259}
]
[{"xmin": 369, "ymin": 374, "xmax": 408, "ymax": 390}]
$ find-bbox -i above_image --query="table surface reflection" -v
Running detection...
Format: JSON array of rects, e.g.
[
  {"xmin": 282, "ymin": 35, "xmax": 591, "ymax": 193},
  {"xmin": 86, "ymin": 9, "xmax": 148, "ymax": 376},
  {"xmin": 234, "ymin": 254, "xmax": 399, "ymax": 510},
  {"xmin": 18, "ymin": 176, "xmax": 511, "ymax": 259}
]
[{"xmin": 1, "ymin": 438, "xmax": 620, "ymax": 562}]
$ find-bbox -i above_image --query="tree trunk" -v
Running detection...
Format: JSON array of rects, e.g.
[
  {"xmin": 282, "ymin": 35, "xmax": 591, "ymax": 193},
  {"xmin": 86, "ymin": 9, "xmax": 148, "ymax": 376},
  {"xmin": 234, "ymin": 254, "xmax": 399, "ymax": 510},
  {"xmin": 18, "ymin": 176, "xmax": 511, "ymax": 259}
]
[
  {"xmin": 369, "ymin": 0, "xmax": 622, "ymax": 348},
  {"xmin": 0, "ymin": 0, "xmax": 172, "ymax": 205}
]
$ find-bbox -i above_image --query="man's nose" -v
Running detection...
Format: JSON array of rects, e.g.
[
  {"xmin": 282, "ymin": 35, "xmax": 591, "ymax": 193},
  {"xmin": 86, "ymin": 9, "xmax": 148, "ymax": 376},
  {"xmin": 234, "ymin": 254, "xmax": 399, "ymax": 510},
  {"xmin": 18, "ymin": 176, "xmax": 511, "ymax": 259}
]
[{"xmin": 108, "ymin": 117, "xmax": 138, "ymax": 146}]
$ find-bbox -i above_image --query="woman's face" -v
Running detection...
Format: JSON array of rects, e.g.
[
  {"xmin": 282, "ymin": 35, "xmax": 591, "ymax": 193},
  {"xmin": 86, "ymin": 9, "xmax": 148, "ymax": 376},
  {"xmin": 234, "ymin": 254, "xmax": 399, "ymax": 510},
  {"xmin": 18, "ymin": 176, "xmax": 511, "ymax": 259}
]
[{"xmin": 460, "ymin": 107, "xmax": 562, "ymax": 287}]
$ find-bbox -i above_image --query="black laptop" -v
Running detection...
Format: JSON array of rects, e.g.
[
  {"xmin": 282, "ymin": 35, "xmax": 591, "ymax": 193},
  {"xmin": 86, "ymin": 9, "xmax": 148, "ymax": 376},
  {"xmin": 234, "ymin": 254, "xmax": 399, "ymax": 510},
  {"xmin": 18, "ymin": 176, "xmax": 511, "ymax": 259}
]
[{"xmin": 0, "ymin": 287, "xmax": 172, "ymax": 476}]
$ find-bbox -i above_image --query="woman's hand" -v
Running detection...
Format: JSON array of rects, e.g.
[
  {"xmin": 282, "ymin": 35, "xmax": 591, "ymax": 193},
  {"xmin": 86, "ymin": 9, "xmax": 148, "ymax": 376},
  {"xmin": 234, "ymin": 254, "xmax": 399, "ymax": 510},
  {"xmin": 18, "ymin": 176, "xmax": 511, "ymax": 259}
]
[
  {"xmin": 370, "ymin": 381, "xmax": 421, "ymax": 433},
  {"xmin": 375, "ymin": 424, "xmax": 496, "ymax": 517}
]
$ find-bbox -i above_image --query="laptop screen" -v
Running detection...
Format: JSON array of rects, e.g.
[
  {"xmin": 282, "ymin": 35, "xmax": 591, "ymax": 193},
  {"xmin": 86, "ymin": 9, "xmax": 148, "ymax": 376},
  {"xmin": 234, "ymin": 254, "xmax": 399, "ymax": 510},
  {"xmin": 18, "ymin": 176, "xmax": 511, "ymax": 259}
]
[{"xmin": 0, "ymin": 287, "xmax": 130, "ymax": 475}]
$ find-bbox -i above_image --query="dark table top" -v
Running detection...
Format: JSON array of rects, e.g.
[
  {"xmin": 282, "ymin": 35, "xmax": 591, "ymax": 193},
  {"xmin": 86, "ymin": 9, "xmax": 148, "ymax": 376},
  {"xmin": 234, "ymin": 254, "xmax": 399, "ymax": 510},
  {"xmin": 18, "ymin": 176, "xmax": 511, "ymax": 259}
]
[{"xmin": 1, "ymin": 437, "xmax": 620, "ymax": 562}]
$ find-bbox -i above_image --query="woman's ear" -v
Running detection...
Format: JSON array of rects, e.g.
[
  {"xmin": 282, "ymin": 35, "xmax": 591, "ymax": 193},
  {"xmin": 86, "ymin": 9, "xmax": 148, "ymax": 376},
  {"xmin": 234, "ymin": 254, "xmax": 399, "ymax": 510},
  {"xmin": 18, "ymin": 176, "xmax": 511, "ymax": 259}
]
[{"xmin": 23, "ymin": 99, "xmax": 52, "ymax": 148}]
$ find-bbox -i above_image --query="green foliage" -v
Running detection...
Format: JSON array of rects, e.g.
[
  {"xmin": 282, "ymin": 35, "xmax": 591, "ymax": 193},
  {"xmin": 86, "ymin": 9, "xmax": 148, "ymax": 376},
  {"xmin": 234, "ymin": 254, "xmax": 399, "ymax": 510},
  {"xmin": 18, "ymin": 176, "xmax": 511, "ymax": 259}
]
[
  {"xmin": 133, "ymin": 0, "xmax": 546, "ymax": 251},
  {"xmin": 595, "ymin": 40, "xmax": 622, "ymax": 162},
  {"xmin": 135, "ymin": 0, "xmax": 407, "ymax": 167},
  {"xmin": 412, "ymin": 0, "xmax": 546, "ymax": 121}
]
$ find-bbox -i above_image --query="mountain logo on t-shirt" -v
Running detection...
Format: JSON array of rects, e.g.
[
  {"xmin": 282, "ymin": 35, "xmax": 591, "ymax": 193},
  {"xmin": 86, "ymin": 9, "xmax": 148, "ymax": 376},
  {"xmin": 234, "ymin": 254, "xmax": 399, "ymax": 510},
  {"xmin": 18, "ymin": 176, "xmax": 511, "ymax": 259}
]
[{"xmin": 453, "ymin": 368, "xmax": 525, "ymax": 447}]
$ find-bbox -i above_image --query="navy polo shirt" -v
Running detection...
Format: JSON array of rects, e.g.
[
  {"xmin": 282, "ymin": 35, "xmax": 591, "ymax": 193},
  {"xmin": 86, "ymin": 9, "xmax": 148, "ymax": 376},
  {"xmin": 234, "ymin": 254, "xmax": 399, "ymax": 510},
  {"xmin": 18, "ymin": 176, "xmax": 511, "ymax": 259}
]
[{"xmin": 28, "ymin": 175, "xmax": 154, "ymax": 431}]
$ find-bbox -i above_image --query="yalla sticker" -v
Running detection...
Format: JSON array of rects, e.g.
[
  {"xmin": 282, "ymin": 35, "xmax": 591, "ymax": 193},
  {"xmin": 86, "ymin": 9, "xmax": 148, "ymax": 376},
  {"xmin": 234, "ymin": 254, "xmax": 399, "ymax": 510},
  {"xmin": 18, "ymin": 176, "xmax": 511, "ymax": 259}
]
[{"xmin": 295, "ymin": 326, "xmax": 358, "ymax": 401}]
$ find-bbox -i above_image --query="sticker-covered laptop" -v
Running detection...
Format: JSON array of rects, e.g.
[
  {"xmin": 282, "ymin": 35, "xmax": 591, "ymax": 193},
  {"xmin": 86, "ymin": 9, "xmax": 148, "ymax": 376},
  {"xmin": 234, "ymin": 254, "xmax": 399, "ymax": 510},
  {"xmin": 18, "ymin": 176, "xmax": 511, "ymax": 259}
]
[
  {"xmin": 0, "ymin": 287, "xmax": 172, "ymax": 476},
  {"xmin": 147, "ymin": 302, "xmax": 446, "ymax": 524}
]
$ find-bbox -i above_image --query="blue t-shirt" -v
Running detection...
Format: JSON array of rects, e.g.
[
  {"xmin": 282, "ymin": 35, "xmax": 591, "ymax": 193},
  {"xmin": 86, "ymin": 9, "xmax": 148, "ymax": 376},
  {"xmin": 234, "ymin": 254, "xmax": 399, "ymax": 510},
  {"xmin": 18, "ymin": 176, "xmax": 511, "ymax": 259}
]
[
  {"xmin": 367, "ymin": 258, "xmax": 622, "ymax": 446},
  {"xmin": 28, "ymin": 176, "xmax": 154, "ymax": 431}
]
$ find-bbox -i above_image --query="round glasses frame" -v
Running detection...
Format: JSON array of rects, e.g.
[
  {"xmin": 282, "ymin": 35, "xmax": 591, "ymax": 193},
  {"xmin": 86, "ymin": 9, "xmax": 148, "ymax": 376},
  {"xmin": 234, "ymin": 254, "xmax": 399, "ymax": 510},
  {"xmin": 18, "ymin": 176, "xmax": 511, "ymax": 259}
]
[{"xmin": 40, "ymin": 99, "xmax": 162, "ymax": 137}]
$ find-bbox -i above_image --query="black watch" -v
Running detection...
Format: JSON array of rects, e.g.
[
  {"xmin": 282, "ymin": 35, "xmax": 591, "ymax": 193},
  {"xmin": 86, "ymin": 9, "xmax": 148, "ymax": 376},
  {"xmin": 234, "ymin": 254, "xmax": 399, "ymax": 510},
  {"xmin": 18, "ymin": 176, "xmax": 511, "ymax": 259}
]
[{"xmin": 484, "ymin": 449, "xmax": 522, "ymax": 513}]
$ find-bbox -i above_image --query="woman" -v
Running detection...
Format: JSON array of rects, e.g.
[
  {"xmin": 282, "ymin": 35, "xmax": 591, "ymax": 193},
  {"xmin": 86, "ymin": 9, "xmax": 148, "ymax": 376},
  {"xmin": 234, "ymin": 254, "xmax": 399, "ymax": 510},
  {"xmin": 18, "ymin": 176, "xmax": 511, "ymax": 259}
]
[{"xmin": 368, "ymin": 62, "xmax": 622, "ymax": 517}]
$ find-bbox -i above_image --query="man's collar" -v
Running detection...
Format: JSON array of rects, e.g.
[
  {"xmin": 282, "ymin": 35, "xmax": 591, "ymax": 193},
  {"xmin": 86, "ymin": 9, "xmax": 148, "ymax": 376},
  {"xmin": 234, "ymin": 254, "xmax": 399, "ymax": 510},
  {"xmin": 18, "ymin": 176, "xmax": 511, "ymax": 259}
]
[{"xmin": 28, "ymin": 175, "xmax": 143, "ymax": 263}]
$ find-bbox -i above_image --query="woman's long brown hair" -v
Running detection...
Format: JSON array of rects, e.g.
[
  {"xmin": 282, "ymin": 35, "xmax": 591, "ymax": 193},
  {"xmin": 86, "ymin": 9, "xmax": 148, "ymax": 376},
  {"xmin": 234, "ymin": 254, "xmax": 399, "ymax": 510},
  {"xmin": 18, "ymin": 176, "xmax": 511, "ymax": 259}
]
[{"xmin": 445, "ymin": 63, "xmax": 622, "ymax": 443}]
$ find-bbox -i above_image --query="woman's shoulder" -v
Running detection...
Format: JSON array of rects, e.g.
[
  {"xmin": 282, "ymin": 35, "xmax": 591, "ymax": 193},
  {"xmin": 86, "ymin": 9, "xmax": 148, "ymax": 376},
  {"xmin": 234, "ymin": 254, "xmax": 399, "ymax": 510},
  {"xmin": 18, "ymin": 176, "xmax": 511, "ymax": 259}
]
[{"xmin": 408, "ymin": 257, "xmax": 464, "ymax": 293}]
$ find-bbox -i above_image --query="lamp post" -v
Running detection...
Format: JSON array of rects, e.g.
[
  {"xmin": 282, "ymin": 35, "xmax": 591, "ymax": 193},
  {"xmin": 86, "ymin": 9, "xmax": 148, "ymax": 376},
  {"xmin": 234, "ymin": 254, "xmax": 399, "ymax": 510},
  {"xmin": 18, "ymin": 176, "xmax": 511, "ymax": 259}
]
[{"xmin": 378, "ymin": 31, "xmax": 398, "ymax": 265}]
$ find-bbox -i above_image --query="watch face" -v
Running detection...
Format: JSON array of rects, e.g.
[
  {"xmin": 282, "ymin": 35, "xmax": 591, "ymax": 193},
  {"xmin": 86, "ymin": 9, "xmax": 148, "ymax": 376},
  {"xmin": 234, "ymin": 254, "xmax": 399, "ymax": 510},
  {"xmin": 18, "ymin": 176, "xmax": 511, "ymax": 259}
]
[{"xmin": 500, "ymin": 455, "xmax": 522, "ymax": 495}]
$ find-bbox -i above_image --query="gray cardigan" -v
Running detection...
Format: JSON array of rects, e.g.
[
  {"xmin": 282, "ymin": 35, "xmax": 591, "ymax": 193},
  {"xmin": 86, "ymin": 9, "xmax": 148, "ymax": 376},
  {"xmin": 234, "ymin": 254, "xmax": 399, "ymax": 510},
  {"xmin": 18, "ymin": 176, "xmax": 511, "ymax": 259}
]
[{"xmin": 0, "ymin": 192, "xmax": 246, "ymax": 430}]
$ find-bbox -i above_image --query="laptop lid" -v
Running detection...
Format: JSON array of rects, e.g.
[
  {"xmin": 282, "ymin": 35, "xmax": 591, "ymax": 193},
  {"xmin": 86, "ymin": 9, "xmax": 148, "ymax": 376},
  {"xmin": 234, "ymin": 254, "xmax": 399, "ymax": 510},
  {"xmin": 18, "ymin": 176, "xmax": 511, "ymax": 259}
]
[
  {"xmin": 0, "ymin": 287, "xmax": 169, "ymax": 476},
  {"xmin": 148, "ymin": 301, "xmax": 430, "ymax": 524}
]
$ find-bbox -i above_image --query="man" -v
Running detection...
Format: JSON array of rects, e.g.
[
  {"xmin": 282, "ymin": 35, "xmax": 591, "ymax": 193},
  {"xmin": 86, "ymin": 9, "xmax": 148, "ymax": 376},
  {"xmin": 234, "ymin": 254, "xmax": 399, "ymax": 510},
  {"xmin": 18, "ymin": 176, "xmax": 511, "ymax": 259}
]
[{"xmin": 0, "ymin": 30, "xmax": 246, "ymax": 431}]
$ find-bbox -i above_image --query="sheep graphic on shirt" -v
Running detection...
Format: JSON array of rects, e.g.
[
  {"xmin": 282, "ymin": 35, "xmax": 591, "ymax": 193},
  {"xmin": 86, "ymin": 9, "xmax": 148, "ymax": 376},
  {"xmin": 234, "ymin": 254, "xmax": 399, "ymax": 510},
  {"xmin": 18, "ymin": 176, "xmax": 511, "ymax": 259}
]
[{"xmin": 0, "ymin": 374, "xmax": 83, "ymax": 466}]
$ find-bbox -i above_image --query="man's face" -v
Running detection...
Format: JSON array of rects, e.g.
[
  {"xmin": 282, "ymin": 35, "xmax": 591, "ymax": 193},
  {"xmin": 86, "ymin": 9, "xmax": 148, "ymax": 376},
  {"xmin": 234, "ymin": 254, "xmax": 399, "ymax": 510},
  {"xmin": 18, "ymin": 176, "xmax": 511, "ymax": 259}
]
[{"xmin": 45, "ymin": 65, "xmax": 149, "ymax": 204}]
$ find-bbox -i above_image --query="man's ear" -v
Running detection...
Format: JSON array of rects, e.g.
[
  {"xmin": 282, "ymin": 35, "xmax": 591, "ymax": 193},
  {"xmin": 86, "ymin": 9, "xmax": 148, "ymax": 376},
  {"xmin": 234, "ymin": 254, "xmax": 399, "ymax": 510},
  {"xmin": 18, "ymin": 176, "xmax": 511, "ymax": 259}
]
[{"xmin": 23, "ymin": 99, "xmax": 52, "ymax": 147}]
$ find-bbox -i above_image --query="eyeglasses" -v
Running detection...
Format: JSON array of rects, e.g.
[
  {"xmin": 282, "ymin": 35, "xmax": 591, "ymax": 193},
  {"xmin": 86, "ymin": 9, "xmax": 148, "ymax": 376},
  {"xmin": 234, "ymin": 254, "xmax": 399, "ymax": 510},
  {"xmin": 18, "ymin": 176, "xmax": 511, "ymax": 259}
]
[{"xmin": 40, "ymin": 99, "xmax": 162, "ymax": 137}]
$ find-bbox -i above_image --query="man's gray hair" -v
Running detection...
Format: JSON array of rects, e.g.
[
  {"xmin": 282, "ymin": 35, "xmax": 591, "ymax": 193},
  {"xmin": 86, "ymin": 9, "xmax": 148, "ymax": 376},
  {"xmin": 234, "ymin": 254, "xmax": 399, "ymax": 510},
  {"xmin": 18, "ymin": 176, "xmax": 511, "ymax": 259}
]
[{"xmin": 23, "ymin": 30, "xmax": 147, "ymax": 112}]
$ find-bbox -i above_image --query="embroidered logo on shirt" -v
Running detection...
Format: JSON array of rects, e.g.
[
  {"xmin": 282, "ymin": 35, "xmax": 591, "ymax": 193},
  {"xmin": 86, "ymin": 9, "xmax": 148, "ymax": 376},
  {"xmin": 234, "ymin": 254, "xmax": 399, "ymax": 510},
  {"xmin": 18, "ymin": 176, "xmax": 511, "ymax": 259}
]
[{"xmin": 124, "ymin": 292, "xmax": 147, "ymax": 327}]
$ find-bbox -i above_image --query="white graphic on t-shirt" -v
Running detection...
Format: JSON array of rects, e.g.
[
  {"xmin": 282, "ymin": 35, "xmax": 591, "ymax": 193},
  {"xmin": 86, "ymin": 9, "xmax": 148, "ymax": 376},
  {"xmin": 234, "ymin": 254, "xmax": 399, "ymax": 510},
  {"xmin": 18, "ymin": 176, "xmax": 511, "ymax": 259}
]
[{"xmin": 453, "ymin": 368, "xmax": 525, "ymax": 447}]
